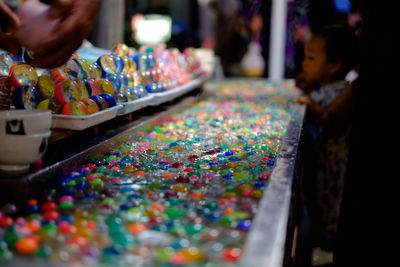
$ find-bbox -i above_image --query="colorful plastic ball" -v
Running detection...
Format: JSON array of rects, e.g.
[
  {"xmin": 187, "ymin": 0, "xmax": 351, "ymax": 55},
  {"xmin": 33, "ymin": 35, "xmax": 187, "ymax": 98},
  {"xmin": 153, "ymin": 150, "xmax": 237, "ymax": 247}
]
[
  {"xmin": 48, "ymin": 98, "xmax": 63, "ymax": 114},
  {"xmin": 9, "ymin": 63, "xmax": 38, "ymax": 88},
  {"xmin": 80, "ymin": 98, "xmax": 99, "ymax": 114},
  {"xmin": 62, "ymin": 59, "xmax": 80, "ymax": 79},
  {"xmin": 90, "ymin": 95, "xmax": 108, "ymax": 110},
  {"xmin": 88, "ymin": 79, "xmax": 101, "ymax": 96},
  {"xmin": 105, "ymin": 73, "xmax": 121, "ymax": 93},
  {"xmin": 99, "ymin": 93, "xmax": 117, "ymax": 107},
  {"xmin": 222, "ymin": 247, "xmax": 242, "ymax": 262},
  {"xmin": 88, "ymin": 63, "xmax": 102, "ymax": 79},
  {"xmin": 118, "ymin": 73, "xmax": 128, "ymax": 90},
  {"xmin": 54, "ymin": 79, "xmax": 82, "ymax": 105},
  {"xmin": 12, "ymin": 85, "xmax": 41, "ymax": 109},
  {"xmin": 111, "ymin": 43, "xmax": 130, "ymax": 58},
  {"xmin": 72, "ymin": 58, "xmax": 91, "ymax": 79},
  {"xmin": 51, "ymin": 66, "xmax": 69, "ymax": 83},
  {"xmin": 111, "ymin": 54, "xmax": 125, "ymax": 73},
  {"xmin": 14, "ymin": 237, "xmax": 39, "ymax": 254},
  {"xmin": 75, "ymin": 78, "xmax": 91, "ymax": 98},
  {"xmin": 115, "ymin": 91, "xmax": 129, "ymax": 102},
  {"xmin": 96, "ymin": 78, "xmax": 114, "ymax": 95},
  {"xmin": 0, "ymin": 52, "xmax": 14, "ymax": 75},
  {"xmin": 96, "ymin": 54, "xmax": 117, "ymax": 76},
  {"xmin": 37, "ymin": 75, "xmax": 56, "ymax": 99},
  {"xmin": 61, "ymin": 100, "xmax": 89, "ymax": 115},
  {"xmin": 37, "ymin": 99, "xmax": 50, "ymax": 110},
  {"xmin": 123, "ymin": 56, "xmax": 136, "ymax": 72}
]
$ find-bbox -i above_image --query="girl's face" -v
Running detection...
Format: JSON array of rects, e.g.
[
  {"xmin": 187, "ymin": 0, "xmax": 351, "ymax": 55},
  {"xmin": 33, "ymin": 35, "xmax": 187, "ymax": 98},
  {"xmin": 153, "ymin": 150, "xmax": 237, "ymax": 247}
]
[{"xmin": 302, "ymin": 35, "xmax": 333, "ymax": 88}]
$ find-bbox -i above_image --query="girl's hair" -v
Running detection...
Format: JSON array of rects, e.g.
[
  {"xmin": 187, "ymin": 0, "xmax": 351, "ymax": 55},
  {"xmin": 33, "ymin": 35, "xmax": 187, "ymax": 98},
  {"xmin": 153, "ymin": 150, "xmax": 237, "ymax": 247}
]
[{"xmin": 313, "ymin": 25, "xmax": 359, "ymax": 79}]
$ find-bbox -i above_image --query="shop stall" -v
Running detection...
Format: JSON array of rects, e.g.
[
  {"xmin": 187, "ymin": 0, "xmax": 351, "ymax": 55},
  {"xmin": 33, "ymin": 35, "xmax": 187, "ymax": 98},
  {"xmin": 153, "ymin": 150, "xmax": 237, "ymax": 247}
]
[{"xmin": 0, "ymin": 66, "xmax": 305, "ymax": 266}]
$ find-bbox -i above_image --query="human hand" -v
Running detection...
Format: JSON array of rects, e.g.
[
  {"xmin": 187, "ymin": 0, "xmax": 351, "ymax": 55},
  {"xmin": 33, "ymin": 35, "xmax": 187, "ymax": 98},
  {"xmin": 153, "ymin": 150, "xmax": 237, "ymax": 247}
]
[
  {"xmin": 295, "ymin": 95, "xmax": 312, "ymax": 106},
  {"xmin": 0, "ymin": 0, "xmax": 21, "ymax": 55},
  {"xmin": 295, "ymin": 95, "xmax": 324, "ymax": 116},
  {"xmin": 11, "ymin": 0, "xmax": 100, "ymax": 68},
  {"xmin": 295, "ymin": 72, "xmax": 317, "ymax": 94},
  {"xmin": 0, "ymin": 0, "xmax": 20, "ymax": 30}
]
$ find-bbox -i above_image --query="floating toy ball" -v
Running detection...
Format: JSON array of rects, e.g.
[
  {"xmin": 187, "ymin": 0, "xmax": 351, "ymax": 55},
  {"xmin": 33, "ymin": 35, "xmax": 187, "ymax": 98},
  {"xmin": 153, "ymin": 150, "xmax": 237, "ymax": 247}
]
[
  {"xmin": 99, "ymin": 93, "xmax": 117, "ymax": 108},
  {"xmin": 111, "ymin": 43, "xmax": 130, "ymax": 58},
  {"xmin": 96, "ymin": 54, "xmax": 117, "ymax": 77},
  {"xmin": 88, "ymin": 79, "xmax": 101, "ymax": 96},
  {"xmin": 48, "ymin": 98, "xmax": 63, "ymax": 114},
  {"xmin": 61, "ymin": 100, "xmax": 89, "ymax": 115},
  {"xmin": 12, "ymin": 85, "xmax": 41, "ymax": 109},
  {"xmin": 90, "ymin": 95, "xmax": 108, "ymax": 110},
  {"xmin": 51, "ymin": 61, "xmax": 79, "ymax": 83},
  {"xmin": 80, "ymin": 98, "xmax": 99, "ymax": 114},
  {"xmin": 0, "ymin": 52, "xmax": 14, "ymax": 76},
  {"xmin": 89, "ymin": 63, "xmax": 102, "ymax": 80},
  {"xmin": 37, "ymin": 75, "xmax": 56, "ymax": 99},
  {"xmin": 105, "ymin": 73, "xmax": 121, "ymax": 94},
  {"xmin": 54, "ymin": 80, "xmax": 82, "ymax": 105},
  {"xmin": 9, "ymin": 63, "xmax": 38, "ymax": 88},
  {"xmin": 72, "ymin": 58, "xmax": 91, "ymax": 79},
  {"xmin": 37, "ymin": 99, "xmax": 50, "ymax": 110},
  {"xmin": 75, "ymin": 78, "xmax": 91, "ymax": 98},
  {"xmin": 96, "ymin": 78, "xmax": 114, "ymax": 95}
]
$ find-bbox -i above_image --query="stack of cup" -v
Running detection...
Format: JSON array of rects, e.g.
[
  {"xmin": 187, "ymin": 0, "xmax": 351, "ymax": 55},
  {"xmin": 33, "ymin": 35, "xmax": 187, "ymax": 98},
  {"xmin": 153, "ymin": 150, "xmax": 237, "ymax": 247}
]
[
  {"xmin": 0, "ymin": 76, "xmax": 11, "ymax": 110},
  {"xmin": 0, "ymin": 109, "xmax": 52, "ymax": 172},
  {"xmin": 0, "ymin": 52, "xmax": 14, "ymax": 110}
]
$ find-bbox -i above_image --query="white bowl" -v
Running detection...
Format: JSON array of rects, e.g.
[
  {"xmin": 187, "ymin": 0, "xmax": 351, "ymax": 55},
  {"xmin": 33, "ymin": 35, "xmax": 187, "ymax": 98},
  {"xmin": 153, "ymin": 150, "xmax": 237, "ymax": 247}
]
[
  {"xmin": 0, "ymin": 131, "xmax": 51, "ymax": 172},
  {"xmin": 0, "ymin": 109, "xmax": 51, "ymax": 135}
]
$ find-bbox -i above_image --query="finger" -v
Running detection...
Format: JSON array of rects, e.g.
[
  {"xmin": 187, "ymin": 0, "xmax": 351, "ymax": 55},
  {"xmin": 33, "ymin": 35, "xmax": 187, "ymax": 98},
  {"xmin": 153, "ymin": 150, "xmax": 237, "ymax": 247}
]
[
  {"xmin": 28, "ymin": 38, "xmax": 83, "ymax": 68},
  {"xmin": 0, "ymin": 32, "xmax": 20, "ymax": 55},
  {"xmin": 0, "ymin": 1, "xmax": 20, "ymax": 30}
]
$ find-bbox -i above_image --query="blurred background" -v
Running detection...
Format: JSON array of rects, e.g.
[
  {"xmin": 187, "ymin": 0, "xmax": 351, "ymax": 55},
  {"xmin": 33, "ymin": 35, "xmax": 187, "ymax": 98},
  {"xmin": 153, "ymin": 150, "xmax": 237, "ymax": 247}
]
[{"xmin": 87, "ymin": 0, "xmax": 361, "ymax": 79}]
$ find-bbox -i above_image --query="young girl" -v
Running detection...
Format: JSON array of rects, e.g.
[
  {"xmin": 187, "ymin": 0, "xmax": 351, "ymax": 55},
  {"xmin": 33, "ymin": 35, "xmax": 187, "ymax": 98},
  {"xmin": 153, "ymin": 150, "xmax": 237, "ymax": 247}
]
[{"xmin": 296, "ymin": 25, "xmax": 359, "ymax": 250}]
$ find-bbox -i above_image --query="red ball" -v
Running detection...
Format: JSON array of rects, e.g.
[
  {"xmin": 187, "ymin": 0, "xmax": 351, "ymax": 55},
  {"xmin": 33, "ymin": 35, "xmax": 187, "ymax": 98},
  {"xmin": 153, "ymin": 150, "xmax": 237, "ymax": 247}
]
[
  {"xmin": 222, "ymin": 247, "xmax": 243, "ymax": 262},
  {"xmin": 43, "ymin": 210, "xmax": 61, "ymax": 221}
]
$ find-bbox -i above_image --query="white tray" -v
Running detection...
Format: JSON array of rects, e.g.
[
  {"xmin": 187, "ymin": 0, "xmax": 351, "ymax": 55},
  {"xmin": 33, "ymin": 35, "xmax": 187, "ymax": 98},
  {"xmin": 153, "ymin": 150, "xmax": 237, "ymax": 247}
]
[
  {"xmin": 149, "ymin": 77, "xmax": 208, "ymax": 106},
  {"xmin": 117, "ymin": 94, "xmax": 154, "ymax": 116},
  {"xmin": 51, "ymin": 105, "xmax": 121, "ymax": 130}
]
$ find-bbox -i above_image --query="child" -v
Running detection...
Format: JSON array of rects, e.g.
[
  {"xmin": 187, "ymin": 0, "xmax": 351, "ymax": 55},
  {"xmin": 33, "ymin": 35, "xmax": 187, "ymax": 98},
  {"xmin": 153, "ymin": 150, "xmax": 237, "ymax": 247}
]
[{"xmin": 296, "ymin": 25, "xmax": 359, "ymax": 250}]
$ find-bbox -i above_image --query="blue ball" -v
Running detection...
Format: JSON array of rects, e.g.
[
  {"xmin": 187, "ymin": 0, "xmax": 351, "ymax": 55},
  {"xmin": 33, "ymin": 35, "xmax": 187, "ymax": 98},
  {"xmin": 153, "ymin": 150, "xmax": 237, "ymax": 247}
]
[
  {"xmin": 105, "ymin": 73, "xmax": 122, "ymax": 93},
  {"xmin": 90, "ymin": 95, "xmax": 108, "ymax": 110},
  {"xmin": 237, "ymin": 219, "xmax": 252, "ymax": 231},
  {"xmin": 99, "ymin": 93, "xmax": 117, "ymax": 107},
  {"xmin": 12, "ymin": 85, "xmax": 41, "ymax": 109}
]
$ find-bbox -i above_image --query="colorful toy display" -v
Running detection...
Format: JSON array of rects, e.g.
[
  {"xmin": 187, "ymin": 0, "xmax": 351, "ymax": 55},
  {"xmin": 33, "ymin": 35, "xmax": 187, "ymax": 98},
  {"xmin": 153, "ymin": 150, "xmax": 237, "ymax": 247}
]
[
  {"xmin": 0, "ymin": 80, "xmax": 299, "ymax": 265},
  {"xmin": 1, "ymin": 43, "xmax": 204, "ymax": 117}
]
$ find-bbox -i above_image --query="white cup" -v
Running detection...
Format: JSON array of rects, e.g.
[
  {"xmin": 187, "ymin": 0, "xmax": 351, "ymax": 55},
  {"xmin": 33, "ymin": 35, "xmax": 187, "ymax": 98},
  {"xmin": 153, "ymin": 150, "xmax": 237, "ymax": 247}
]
[
  {"xmin": 0, "ymin": 130, "xmax": 51, "ymax": 172},
  {"xmin": 0, "ymin": 109, "xmax": 51, "ymax": 135}
]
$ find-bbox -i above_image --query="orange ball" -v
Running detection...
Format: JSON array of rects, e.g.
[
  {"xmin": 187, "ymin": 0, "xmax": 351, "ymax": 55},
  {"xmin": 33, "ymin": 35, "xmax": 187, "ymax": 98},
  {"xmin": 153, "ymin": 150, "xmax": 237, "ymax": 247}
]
[
  {"xmin": 163, "ymin": 172, "xmax": 175, "ymax": 179},
  {"xmin": 61, "ymin": 100, "xmax": 89, "ymax": 115},
  {"xmin": 24, "ymin": 220, "xmax": 41, "ymax": 233},
  {"xmin": 14, "ymin": 237, "xmax": 39, "ymax": 254},
  {"xmin": 127, "ymin": 223, "xmax": 148, "ymax": 235},
  {"xmin": 80, "ymin": 98, "xmax": 99, "ymax": 114},
  {"xmin": 134, "ymin": 170, "xmax": 146, "ymax": 177}
]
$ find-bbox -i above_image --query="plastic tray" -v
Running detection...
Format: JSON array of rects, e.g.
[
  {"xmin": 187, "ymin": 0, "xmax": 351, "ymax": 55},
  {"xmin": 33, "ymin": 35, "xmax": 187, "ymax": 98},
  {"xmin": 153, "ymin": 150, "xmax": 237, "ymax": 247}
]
[
  {"xmin": 149, "ymin": 79, "xmax": 205, "ymax": 106},
  {"xmin": 117, "ymin": 94, "xmax": 154, "ymax": 116},
  {"xmin": 51, "ymin": 105, "xmax": 121, "ymax": 130}
]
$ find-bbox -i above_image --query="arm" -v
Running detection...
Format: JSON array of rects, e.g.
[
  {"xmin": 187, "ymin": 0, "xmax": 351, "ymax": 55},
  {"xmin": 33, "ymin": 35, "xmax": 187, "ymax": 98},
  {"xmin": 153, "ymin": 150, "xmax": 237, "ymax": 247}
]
[
  {"xmin": 295, "ymin": 95, "xmax": 324, "ymax": 116},
  {"xmin": 319, "ymin": 80, "xmax": 356, "ymax": 138}
]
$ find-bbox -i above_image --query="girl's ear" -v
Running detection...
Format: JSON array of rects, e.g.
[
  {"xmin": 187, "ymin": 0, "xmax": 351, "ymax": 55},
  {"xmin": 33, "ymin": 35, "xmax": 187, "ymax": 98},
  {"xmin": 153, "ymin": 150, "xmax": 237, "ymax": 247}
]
[{"xmin": 328, "ymin": 60, "xmax": 342, "ymax": 75}]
